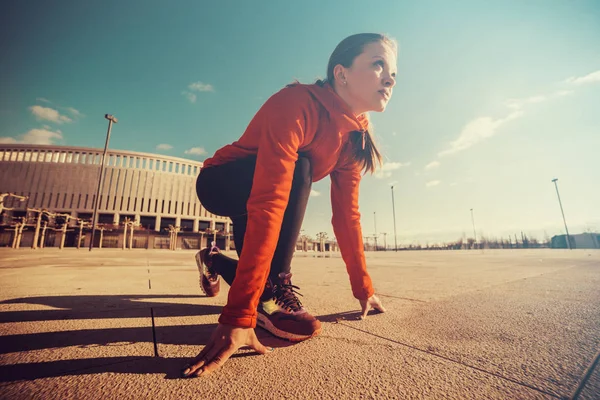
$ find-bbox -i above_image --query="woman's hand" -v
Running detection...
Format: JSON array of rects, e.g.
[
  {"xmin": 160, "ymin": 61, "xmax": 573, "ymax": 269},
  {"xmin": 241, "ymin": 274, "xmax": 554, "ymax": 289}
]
[
  {"xmin": 182, "ymin": 323, "xmax": 273, "ymax": 377},
  {"xmin": 359, "ymin": 294, "xmax": 386, "ymax": 319}
]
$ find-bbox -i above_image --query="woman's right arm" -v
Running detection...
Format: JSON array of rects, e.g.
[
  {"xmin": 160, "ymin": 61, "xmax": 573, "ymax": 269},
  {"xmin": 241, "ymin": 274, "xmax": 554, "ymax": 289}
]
[
  {"xmin": 218, "ymin": 86, "xmax": 316, "ymax": 328},
  {"xmin": 183, "ymin": 86, "xmax": 317, "ymax": 377}
]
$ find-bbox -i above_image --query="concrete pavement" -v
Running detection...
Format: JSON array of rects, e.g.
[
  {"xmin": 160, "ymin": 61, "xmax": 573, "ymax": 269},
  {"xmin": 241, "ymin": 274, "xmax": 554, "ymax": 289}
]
[{"xmin": 0, "ymin": 248, "xmax": 598, "ymax": 399}]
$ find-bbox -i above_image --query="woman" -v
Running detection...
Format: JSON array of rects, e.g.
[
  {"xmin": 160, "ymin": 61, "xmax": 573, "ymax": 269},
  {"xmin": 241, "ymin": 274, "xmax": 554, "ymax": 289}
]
[{"xmin": 183, "ymin": 33, "xmax": 397, "ymax": 377}]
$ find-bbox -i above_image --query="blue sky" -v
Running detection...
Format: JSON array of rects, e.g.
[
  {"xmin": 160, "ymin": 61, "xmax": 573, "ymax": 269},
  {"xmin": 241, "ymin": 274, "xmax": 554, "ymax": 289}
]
[{"xmin": 1, "ymin": 0, "xmax": 599, "ymax": 244}]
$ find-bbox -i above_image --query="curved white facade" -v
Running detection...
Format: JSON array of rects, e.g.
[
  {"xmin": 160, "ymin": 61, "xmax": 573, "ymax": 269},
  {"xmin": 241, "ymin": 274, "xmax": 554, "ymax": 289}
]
[{"xmin": 0, "ymin": 144, "xmax": 230, "ymax": 248}]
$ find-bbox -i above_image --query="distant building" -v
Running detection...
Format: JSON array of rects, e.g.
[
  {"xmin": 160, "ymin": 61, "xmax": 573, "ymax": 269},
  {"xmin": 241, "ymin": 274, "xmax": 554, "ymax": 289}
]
[
  {"xmin": 0, "ymin": 144, "xmax": 231, "ymax": 249},
  {"xmin": 550, "ymin": 233, "xmax": 600, "ymax": 249}
]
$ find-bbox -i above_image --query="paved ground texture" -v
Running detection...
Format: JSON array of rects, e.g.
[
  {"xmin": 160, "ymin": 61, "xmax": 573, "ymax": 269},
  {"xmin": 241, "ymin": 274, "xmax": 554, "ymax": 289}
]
[{"xmin": 0, "ymin": 248, "xmax": 598, "ymax": 400}]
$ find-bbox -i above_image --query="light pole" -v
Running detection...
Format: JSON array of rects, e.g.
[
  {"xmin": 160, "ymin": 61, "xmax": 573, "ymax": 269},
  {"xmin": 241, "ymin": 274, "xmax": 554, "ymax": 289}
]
[
  {"xmin": 470, "ymin": 208, "xmax": 477, "ymax": 249},
  {"xmin": 373, "ymin": 211, "xmax": 378, "ymax": 251},
  {"xmin": 89, "ymin": 114, "xmax": 118, "ymax": 251},
  {"xmin": 391, "ymin": 185, "xmax": 398, "ymax": 251},
  {"xmin": 552, "ymin": 178, "xmax": 571, "ymax": 250}
]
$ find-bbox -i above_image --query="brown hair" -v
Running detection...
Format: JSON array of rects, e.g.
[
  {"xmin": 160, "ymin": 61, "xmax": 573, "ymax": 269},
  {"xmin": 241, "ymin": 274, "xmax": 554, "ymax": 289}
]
[{"xmin": 317, "ymin": 33, "xmax": 397, "ymax": 174}]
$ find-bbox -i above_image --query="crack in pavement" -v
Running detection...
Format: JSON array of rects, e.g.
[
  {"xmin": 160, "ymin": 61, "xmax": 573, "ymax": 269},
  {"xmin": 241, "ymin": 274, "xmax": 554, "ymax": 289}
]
[
  {"xmin": 569, "ymin": 348, "xmax": 600, "ymax": 400},
  {"xmin": 376, "ymin": 293, "xmax": 427, "ymax": 302},
  {"xmin": 334, "ymin": 320, "xmax": 562, "ymax": 399}
]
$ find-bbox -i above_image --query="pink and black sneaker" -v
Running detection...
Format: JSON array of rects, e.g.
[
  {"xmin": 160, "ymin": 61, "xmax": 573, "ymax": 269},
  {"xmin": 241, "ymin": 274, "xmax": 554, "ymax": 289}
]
[
  {"xmin": 195, "ymin": 243, "xmax": 221, "ymax": 297},
  {"xmin": 257, "ymin": 272, "xmax": 321, "ymax": 342}
]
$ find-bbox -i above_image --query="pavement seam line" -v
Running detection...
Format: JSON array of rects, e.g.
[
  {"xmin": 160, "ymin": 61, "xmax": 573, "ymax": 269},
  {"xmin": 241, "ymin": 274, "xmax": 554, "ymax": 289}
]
[
  {"xmin": 147, "ymin": 259, "xmax": 151, "ymax": 290},
  {"xmin": 376, "ymin": 293, "xmax": 427, "ymax": 302},
  {"xmin": 335, "ymin": 321, "xmax": 562, "ymax": 399},
  {"xmin": 569, "ymin": 348, "xmax": 600, "ymax": 400}
]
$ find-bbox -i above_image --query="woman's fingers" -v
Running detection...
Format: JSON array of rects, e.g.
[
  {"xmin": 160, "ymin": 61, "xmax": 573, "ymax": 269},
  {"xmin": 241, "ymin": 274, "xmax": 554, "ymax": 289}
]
[
  {"xmin": 373, "ymin": 297, "xmax": 386, "ymax": 313},
  {"xmin": 360, "ymin": 299, "xmax": 370, "ymax": 319},
  {"xmin": 181, "ymin": 325, "xmax": 274, "ymax": 378},
  {"xmin": 248, "ymin": 330, "xmax": 272, "ymax": 355},
  {"xmin": 197, "ymin": 345, "xmax": 237, "ymax": 376},
  {"xmin": 359, "ymin": 296, "xmax": 386, "ymax": 319},
  {"xmin": 183, "ymin": 343, "xmax": 213, "ymax": 377}
]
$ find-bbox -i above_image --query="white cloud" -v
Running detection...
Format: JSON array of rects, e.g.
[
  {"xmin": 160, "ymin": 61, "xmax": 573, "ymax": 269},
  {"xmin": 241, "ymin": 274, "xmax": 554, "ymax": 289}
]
[
  {"xmin": 30, "ymin": 105, "xmax": 72, "ymax": 124},
  {"xmin": 184, "ymin": 147, "xmax": 207, "ymax": 156},
  {"xmin": 156, "ymin": 144, "xmax": 173, "ymax": 150},
  {"xmin": 438, "ymin": 110, "xmax": 523, "ymax": 157},
  {"xmin": 0, "ymin": 128, "xmax": 63, "ymax": 145},
  {"xmin": 310, "ymin": 190, "xmax": 321, "ymax": 197},
  {"xmin": 374, "ymin": 161, "xmax": 410, "ymax": 179},
  {"xmin": 182, "ymin": 91, "xmax": 197, "ymax": 103},
  {"xmin": 444, "ymin": 71, "xmax": 585, "ymax": 157},
  {"xmin": 425, "ymin": 161, "xmax": 440, "ymax": 171},
  {"xmin": 565, "ymin": 70, "xmax": 600, "ymax": 85},
  {"xmin": 182, "ymin": 81, "xmax": 215, "ymax": 103},
  {"xmin": 426, "ymin": 180, "xmax": 441, "ymax": 187},
  {"xmin": 36, "ymin": 97, "xmax": 51, "ymax": 103},
  {"xmin": 554, "ymin": 89, "xmax": 574, "ymax": 97},
  {"xmin": 189, "ymin": 81, "xmax": 215, "ymax": 92},
  {"xmin": 65, "ymin": 107, "xmax": 83, "ymax": 117}
]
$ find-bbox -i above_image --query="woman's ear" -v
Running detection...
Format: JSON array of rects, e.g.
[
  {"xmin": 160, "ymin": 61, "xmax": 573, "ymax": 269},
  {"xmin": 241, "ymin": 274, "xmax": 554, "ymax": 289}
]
[{"xmin": 333, "ymin": 64, "xmax": 346, "ymax": 84}]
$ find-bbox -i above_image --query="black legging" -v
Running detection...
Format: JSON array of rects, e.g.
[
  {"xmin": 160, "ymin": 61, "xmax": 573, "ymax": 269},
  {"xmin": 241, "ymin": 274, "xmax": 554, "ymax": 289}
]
[{"xmin": 196, "ymin": 155, "xmax": 312, "ymax": 287}]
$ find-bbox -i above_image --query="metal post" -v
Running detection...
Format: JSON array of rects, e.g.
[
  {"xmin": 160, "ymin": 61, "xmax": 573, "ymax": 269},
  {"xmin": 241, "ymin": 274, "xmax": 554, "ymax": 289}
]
[
  {"xmin": 470, "ymin": 208, "xmax": 477, "ymax": 249},
  {"xmin": 373, "ymin": 211, "xmax": 378, "ymax": 251},
  {"xmin": 89, "ymin": 114, "xmax": 117, "ymax": 251},
  {"xmin": 391, "ymin": 185, "xmax": 398, "ymax": 251},
  {"xmin": 552, "ymin": 178, "xmax": 571, "ymax": 249}
]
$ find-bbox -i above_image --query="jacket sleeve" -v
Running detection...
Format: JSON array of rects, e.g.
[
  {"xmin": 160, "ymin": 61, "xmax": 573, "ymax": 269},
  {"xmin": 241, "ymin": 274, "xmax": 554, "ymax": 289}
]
[
  {"xmin": 218, "ymin": 88, "xmax": 309, "ymax": 328},
  {"xmin": 330, "ymin": 160, "xmax": 375, "ymax": 300}
]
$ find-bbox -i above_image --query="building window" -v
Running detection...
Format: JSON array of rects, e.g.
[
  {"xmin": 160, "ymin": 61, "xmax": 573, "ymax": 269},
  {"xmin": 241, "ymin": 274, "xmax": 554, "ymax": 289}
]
[
  {"xmin": 140, "ymin": 216, "xmax": 155, "ymax": 230},
  {"xmin": 98, "ymin": 213, "xmax": 114, "ymax": 224},
  {"xmin": 59, "ymin": 152, "xmax": 67, "ymax": 163},
  {"xmin": 180, "ymin": 219, "xmax": 194, "ymax": 231},
  {"xmin": 160, "ymin": 217, "xmax": 176, "ymax": 231},
  {"xmin": 199, "ymin": 221, "xmax": 210, "ymax": 230}
]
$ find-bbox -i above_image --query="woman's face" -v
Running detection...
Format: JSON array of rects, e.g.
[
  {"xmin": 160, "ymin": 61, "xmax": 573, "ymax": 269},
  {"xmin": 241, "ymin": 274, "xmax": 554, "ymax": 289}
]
[{"xmin": 337, "ymin": 41, "xmax": 397, "ymax": 115}]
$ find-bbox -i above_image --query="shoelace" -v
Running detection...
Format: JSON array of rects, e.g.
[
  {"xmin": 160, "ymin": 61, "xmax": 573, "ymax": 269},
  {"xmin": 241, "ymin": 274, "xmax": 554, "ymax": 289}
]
[
  {"xmin": 273, "ymin": 282, "xmax": 304, "ymax": 312},
  {"xmin": 205, "ymin": 248, "xmax": 220, "ymax": 280}
]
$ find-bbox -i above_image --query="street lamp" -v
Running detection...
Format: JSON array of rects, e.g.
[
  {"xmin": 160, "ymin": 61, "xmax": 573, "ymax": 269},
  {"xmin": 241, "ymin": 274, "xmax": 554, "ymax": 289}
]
[
  {"xmin": 391, "ymin": 185, "xmax": 398, "ymax": 251},
  {"xmin": 470, "ymin": 208, "xmax": 477, "ymax": 249},
  {"xmin": 552, "ymin": 178, "xmax": 571, "ymax": 250},
  {"xmin": 373, "ymin": 211, "xmax": 378, "ymax": 251},
  {"xmin": 89, "ymin": 114, "xmax": 118, "ymax": 251}
]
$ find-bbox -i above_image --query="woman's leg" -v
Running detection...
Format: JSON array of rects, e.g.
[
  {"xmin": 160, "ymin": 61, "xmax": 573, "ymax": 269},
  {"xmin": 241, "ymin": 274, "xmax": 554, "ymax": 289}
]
[
  {"xmin": 196, "ymin": 157, "xmax": 256, "ymax": 286},
  {"xmin": 268, "ymin": 156, "xmax": 312, "ymax": 280},
  {"xmin": 196, "ymin": 156, "xmax": 312, "ymax": 284}
]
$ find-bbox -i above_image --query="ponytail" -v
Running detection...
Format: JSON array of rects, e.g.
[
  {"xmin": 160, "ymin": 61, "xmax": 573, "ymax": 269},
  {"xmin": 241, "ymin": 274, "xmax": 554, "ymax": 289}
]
[{"xmin": 348, "ymin": 128, "xmax": 382, "ymax": 174}]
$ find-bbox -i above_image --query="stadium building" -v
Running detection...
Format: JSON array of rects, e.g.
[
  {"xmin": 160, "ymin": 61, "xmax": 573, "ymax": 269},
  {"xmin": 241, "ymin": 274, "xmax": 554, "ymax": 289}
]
[{"xmin": 0, "ymin": 144, "xmax": 232, "ymax": 250}]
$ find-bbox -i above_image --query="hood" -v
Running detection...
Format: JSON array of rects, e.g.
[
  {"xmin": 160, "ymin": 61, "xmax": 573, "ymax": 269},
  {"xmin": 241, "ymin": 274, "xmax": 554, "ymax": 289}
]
[{"xmin": 297, "ymin": 82, "xmax": 370, "ymax": 135}]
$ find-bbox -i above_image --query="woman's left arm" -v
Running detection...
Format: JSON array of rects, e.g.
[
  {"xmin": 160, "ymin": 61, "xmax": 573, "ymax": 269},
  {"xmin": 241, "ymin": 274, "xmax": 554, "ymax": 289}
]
[{"xmin": 330, "ymin": 163, "xmax": 386, "ymax": 318}]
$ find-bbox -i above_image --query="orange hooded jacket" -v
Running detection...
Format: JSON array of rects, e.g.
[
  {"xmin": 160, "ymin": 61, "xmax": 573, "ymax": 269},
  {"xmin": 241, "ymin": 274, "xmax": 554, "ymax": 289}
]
[{"xmin": 202, "ymin": 82, "xmax": 375, "ymax": 328}]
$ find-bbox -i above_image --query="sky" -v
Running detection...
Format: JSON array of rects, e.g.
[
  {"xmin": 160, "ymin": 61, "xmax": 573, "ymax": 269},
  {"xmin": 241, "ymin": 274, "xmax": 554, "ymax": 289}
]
[{"xmin": 1, "ymin": 0, "xmax": 599, "ymax": 245}]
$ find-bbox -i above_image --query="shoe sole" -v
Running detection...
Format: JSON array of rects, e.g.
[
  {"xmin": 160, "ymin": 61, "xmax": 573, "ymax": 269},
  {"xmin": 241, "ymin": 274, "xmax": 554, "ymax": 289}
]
[
  {"xmin": 195, "ymin": 250, "xmax": 219, "ymax": 297},
  {"xmin": 256, "ymin": 312, "xmax": 321, "ymax": 342}
]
